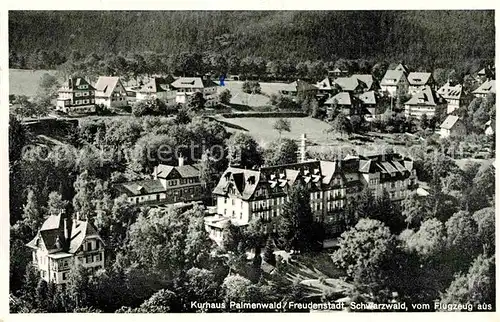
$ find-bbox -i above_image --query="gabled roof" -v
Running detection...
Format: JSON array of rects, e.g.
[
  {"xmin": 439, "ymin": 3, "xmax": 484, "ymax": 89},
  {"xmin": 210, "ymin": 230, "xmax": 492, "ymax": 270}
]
[
  {"xmin": 94, "ymin": 76, "xmax": 122, "ymax": 97},
  {"xmin": 407, "ymin": 72, "xmax": 432, "ymax": 86},
  {"xmin": 26, "ymin": 214, "xmax": 103, "ymax": 254},
  {"xmin": 139, "ymin": 76, "xmax": 175, "ymax": 93},
  {"xmin": 213, "ymin": 167, "xmax": 261, "ymax": 200},
  {"xmin": 352, "ymin": 74, "xmax": 376, "ymax": 90},
  {"xmin": 380, "ymin": 70, "xmax": 406, "ymax": 86},
  {"xmin": 473, "ymin": 80, "xmax": 496, "ymax": 95},
  {"xmin": 170, "ymin": 77, "xmax": 218, "ymax": 89},
  {"xmin": 325, "ymin": 92, "xmax": 360, "ymax": 106},
  {"xmin": 334, "ymin": 77, "xmax": 366, "ymax": 92},
  {"xmin": 316, "ymin": 77, "xmax": 338, "ymax": 91},
  {"xmin": 404, "ymin": 86, "xmax": 446, "ymax": 106},
  {"xmin": 175, "ymin": 164, "xmax": 201, "ymax": 178},
  {"xmin": 394, "ymin": 63, "xmax": 410, "ymax": 74},
  {"xmin": 156, "ymin": 164, "xmax": 200, "ymax": 179},
  {"xmin": 440, "ymin": 115, "xmax": 461, "ymax": 130},
  {"xmin": 319, "ymin": 161, "xmax": 338, "ymax": 185},
  {"xmin": 115, "ymin": 179, "xmax": 165, "ymax": 197},
  {"xmin": 437, "ymin": 82, "xmax": 464, "ymax": 100},
  {"xmin": 59, "ymin": 77, "xmax": 95, "ymax": 91},
  {"xmin": 356, "ymin": 91, "xmax": 377, "ymax": 105},
  {"xmin": 282, "ymin": 80, "xmax": 317, "ymax": 92},
  {"xmin": 41, "ymin": 213, "xmax": 63, "ymax": 231}
]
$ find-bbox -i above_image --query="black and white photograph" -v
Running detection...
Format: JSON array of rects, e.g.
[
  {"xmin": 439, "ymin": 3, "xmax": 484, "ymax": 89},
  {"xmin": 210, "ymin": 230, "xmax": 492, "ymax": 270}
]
[{"xmin": 6, "ymin": 8, "xmax": 497, "ymax": 315}]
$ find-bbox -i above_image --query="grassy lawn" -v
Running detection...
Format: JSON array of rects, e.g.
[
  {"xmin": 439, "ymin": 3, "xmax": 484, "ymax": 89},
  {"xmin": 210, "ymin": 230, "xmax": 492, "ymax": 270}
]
[
  {"xmin": 212, "ymin": 115, "xmax": 415, "ymax": 156},
  {"xmin": 217, "ymin": 80, "xmax": 291, "ymax": 108},
  {"xmin": 212, "ymin": 115, "xmax": 333, "ymax": 147},
  {"xmin": 10, "ymin": 68, "xmax": 60, "ymax": 97}
]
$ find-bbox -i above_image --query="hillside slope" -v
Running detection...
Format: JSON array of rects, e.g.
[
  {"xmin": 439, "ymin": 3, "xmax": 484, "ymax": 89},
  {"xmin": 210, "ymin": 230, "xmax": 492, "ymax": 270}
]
[{"xmin": 9, "ymin": 11, "xmax": 495, "ymax": 67}]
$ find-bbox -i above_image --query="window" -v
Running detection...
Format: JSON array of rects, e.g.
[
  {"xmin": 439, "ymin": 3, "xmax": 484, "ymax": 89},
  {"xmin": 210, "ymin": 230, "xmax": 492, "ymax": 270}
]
[{"xmin": 62, "ymin": 272, "xmax": 68, "ymax": 281}]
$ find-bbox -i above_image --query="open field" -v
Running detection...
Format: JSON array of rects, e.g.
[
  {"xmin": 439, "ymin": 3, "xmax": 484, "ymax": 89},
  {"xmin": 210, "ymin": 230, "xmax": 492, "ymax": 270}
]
[
  {"xmin": 217, "ymin": 80, "xmax": 291, "ymax": 108},
  {"xmin": 9, "ymin": 69, "xmax": 61, "ymax": 97},
  {"xmin": 212, "ymin": 115, "xmax": 332, "ymax": 147},
  {"xmin": 211, "ymin": 115, "xmax": 418, "ymax": 157}
]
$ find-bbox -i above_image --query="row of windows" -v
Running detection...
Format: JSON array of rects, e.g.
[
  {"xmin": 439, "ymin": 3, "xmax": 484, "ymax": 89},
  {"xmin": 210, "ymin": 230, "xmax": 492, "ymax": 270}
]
[
  {"xmin": 75, "ymin": 91, "xmax": 91, "ymax": 97},
  {"xmin": 74, "ymin": 99, "xmax": 95, "ymax": 105},
  {"xmin": 167, "ymin": 178, "xmax": 198, "ymax": 186},
  {"xmin": 81, "ymin": 253, "xmax": 103, "ymax": 264},
  {"xmin": 224, "ymin": 209, "xmax": 243, "ymax": 220},
  {"xmin": 168, "ymin": 186, "xmax": 200, "ymax": 196}
]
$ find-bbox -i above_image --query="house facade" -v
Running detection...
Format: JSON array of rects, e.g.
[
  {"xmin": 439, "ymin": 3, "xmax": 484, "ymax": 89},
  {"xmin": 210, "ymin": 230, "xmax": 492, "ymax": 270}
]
[
  {"xmin": 324, "ymin": 92, "xmax": 364, "ymax": 115},
  {"xmin": 94, "ymin": 76, "xmax": 128, "ymax": 109},
  {"xmin": 26, "ymin": 213, "xmax": 105, "ymax": 284},
  {"xmin": 279, "ymin": 80, "xmax": 318, "ymax": 101},
  {"xmin": 380, "ymin": 70, "xmax": 409, "ymax": 97},
  {"xmin": 404, "ymin": 86, "xmax": 447, "ymax": 119},
  {"xmin": 205, "ymin": 153, "xmax": 418, "ymax": 244},
  {"xmin": 136, "ymin": 76, "xmax": 176, "ymax": 103},
  {"xmin": 439, "ymin": 115, "xmax": 466, "ymax": 138},
  {"xmin": 170, "ymin": 77, "xmax": 219, "ymax": 107},
  {"xmin": 114, "ymin": 158, "xmax": 205, "ymax": 206},
  {"xmin": 355, "ymin": 91, "xmax": 378, "ymax": 119},
  {"xmin": 56, "ymin": 78, "xmax": 96, "ymax": 113},
  {"xmin": 437, "ymin": 82, "xmax": 471, "ymax": 114}
]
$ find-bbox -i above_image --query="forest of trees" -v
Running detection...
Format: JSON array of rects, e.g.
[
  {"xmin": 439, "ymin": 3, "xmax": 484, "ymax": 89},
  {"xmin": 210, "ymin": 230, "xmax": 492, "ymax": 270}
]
[{"xmin": 9, "ymin": 11, "xmax": 494, "ymax": 72}]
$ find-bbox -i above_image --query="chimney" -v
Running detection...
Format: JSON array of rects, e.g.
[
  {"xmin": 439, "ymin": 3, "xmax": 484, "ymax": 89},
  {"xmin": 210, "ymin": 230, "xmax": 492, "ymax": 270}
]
[
  {"xmin": 153, "ymin": 166, "xmax": 158, "ymax": 180},
  {"xmin": 178, "ymin": 155, "xmax": 185, "ymax": 167},
  {"xmin": 299, "ymin": 134, "xmax": 307, "ymax": 163},
  {"xmin": 64, "ymin": 214, "xmax": 72, "ymax": 251},
  {"xmin": 68, "ymin": 78, "xmax": 72, "ymax": 88},
  {"xmin": 64, "ymin": 218, "xmax": 68, "ymax": 240}
]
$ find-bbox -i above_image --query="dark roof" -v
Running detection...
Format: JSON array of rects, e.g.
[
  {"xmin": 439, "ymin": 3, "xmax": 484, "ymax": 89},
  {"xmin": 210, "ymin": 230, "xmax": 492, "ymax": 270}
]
[
  {"xmin": 213, "ymin": 167, "xmax": 261, "ymax": 200},
  {"xmin": 437, "ymin": 82, "xmax": 464, "ymax": 100},
  {"xmin": 26, "ymin": 214, "xmax": 103, "ymax": 254}
]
